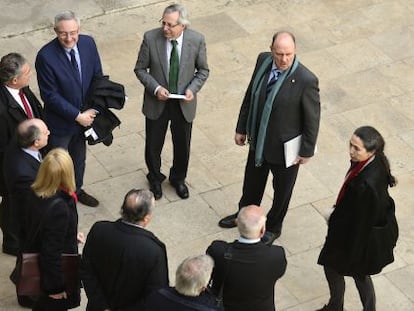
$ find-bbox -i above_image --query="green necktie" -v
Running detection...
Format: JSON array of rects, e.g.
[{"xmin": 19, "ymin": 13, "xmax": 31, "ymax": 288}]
[{"xmin": 169, "ymin": 40, "xmax": 179, "ymax": 94}]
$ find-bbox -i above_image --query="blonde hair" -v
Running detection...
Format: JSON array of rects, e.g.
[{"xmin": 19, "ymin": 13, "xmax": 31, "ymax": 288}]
[{"xmin": 32, "ymin": 148, "xmax": 76, "ymax": 198}]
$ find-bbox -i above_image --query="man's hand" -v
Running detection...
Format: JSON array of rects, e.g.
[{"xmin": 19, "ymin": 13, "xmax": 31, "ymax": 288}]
[
  {"xmin": 235, "ymin": 133, "xmax": 247, "ymax": 146},
  {"xmin": 183, "ymin": 89, "xmax": 194, "ymax": 102},
  {"xmin": 49, "ymin": 291, "xmax": 67, "ymax": 300},
  {"xmin": 75, "ymin": 109, "xmax": 97, "ymax": 127},
  {"xmin": 293, "ymin": 156, "xmax": 311, "ymax": 165},
  {"xmin": 77, "ymin": 232, "xmax": 85, "ymax": 244},
  {"xmin": 156, "ymin": 86, "xmax": 170, "ymax": 101}
]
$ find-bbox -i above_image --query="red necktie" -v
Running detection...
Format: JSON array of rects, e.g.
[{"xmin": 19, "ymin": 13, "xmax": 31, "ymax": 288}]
[{"xmin": 18, "ymin": 89, "xmax": 33, "ymax": 118}]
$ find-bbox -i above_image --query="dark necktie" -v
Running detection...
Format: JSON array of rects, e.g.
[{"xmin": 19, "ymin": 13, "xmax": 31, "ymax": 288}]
[
  {"xmin": 266, "ymin": 69, "xmax": 281, "ymax": 97},
  {"xmin": 18, "ymin": 89, "xmax": 33, "ymax": 118},
  {"xmin": 70, "ymin": 49, "xmax": 81, "ymax": 80},
  {"xmin": 169, "ymin": 40, "xmax": 179, "ymax": 94}
]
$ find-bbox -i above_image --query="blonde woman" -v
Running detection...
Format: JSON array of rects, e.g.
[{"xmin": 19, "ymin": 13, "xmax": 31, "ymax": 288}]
[{"xmin": 24, "ymin": 148, "xmax": 82, "ymax": 310}]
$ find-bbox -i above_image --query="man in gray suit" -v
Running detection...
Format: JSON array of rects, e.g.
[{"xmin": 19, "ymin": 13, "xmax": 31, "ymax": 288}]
[{"xmin": 134, "ymin": 3, "xmax": 209, "ymax": 200}]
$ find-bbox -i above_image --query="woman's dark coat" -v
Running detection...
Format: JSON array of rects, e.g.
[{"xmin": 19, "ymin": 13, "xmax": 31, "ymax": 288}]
[
  {"xmin": 24, "ymin": 190, "xmax": 80, "ymax": 309},
  {"xmin": 318, "ymin": 156, "xmax": 398, "ymax": 276}
]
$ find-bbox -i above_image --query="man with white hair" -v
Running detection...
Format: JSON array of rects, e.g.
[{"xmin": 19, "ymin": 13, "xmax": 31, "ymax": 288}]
[
  {"xmin": 146, "ymin": 254, "xmax": 222, "ymax": 310},
  {"xmin": 207, "ymin": 205, "xmax": 287, "ymax": 311}
]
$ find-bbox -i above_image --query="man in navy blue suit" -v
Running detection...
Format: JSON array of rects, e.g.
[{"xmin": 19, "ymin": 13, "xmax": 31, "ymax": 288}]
[{"xmin": 36, "ymin": 10, "xmax": 103, "ymax": 207}]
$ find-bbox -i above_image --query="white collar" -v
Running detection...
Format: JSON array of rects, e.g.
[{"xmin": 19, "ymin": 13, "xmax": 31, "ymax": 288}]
[
  {"xmin": 22, "ymin": 148, "xmax": 41, "ymax": 161},
  {"xmin": 238, "ymin": 236, "xmax": 261, "ymax": 244},
  {"xmin": 169, "ymin": 31, "xmax": 184, "ymax": 46},
  {"xmin": 5, "ymin": 85, "xmax": 20, "ymax": 96}
]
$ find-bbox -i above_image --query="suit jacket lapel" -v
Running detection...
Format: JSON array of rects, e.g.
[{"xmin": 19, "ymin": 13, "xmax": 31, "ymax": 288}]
[
  {"xmin": 55, "ymin": 40, "xmax": 82, "ymax": 87},
  {"xmin": 21, "ymin": 149, "xmax": 42, "ymax": 166},
  {"xmin": 156, "ymin": 34, "xmax": 169, "ymax": 83},
  {"xmin": 22, "ymin": 87, "xmax": 42, "ymax": 119},
  {"xmin": 3, "ymin": 89, "xmax": 27, "ymax": 123},
  {"xmin": 179, "ymin": 30, "xmax": 191, "ymax": 83}
]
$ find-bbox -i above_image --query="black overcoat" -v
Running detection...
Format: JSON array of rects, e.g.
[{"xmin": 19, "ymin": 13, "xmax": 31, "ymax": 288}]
[{"xmin": 318, "ymin": 156, "xmax": 398, "ymax": 275}]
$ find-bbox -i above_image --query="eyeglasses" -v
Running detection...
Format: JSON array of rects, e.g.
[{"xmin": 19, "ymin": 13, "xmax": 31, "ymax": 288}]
[
  {"xmin": 56, "ymin": 30, "xmax": 79, "ymax": 38},
  {"xmin": 160, "ymin": 20, "xmax": 181, "ymax": 29}
]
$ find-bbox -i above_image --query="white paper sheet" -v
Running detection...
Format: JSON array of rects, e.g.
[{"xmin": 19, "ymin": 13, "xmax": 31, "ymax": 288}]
[
  {"xmin": 168, "ymin": 94, "xmax": 186, "ymax": 99},
  {"xmin": 284, "ymin": 135, "xmax": 301, "ymax": 168}
]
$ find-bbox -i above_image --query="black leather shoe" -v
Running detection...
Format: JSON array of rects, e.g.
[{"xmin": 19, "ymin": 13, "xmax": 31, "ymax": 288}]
[
  {"xmin": 315, "ymin": 305, "xmax": 331, "ymax": 311},
  {"xmin": 150, "ymin": 183, "xmax": 163, "ymax": 200},
  {"xmin": 261, "ymin": 231, "xmax": 281, "ymax": 246},
  {"xmin": 170, "ymin": 181, "xmax": 189, "ymax": 199},
  {"xmin": 77, "ymin": 190, "xmax": 99, "ymax": 207},
  {"xmin": 218, "ymin": 213, "xmax": 238, "ymax": 228}
]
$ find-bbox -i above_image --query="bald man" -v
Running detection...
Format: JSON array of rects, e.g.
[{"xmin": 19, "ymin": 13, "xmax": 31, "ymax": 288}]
[
  {"xmin": 4, "ymin": 118, "xmax": 49, "ymax": 307},
  {"xmin": 207, "ymin": 205, "xmax": 287, "ymax": 311},
  {"xmin": 3, "ymin": 118, "xmax": 49, "ymax": 251},
  {"xmin": 219, "ymin": 31, "xmax": 320, "ymax": 246}
]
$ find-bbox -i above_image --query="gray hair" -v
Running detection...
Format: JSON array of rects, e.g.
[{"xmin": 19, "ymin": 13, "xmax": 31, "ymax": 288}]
[
  {"xmin": 120, "ymin": 189, "xmax": 154, "ymax": 223},
  {"xmin": 0, "ymin": 53, "xmax": 27, "ymax": 84},
  {"xmin": 163, "ymin": 4, "xmax": 190, "ymax": 26},
  {"xmin": 237, "ymin": 206, "xmax": 266, "ymax": 239},
  {"xmin": 175, "ymin": 254, "xmax": 214, "ymax": 296},
  {"xmin": 54, "ymin": 10, "xmax": 80, "ymax": 28}
]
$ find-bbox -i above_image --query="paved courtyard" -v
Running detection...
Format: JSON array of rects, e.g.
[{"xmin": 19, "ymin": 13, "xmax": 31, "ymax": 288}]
[{"xmin": 1, "ymin": 0, "xmax": 414, "ymax": 310}]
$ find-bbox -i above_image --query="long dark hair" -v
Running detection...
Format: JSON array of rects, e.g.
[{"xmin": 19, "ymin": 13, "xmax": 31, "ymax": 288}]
[{"xmin": 354, "ymin": 126, "xmax": 397, "ymax": 187}]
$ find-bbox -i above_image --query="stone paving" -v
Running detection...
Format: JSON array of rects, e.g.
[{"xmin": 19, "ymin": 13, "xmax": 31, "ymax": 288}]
[{"xmin": 1, "ymin": 0, "xmax": 414, "ymax": 310}]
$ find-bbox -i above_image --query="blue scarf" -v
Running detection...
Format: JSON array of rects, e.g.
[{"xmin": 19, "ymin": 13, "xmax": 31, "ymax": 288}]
[{"xmin": 246, "ymin": 55, "xmax": 299, "ymax": 166}]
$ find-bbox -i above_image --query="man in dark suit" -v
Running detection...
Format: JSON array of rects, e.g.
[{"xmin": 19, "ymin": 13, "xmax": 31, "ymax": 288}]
[
  {"xmin": 219, "ymin": 31, "xmax": 320, "ymax": 245},
  {"xmin": 4, "ymin": 118, "xmax": 49, "ymax": 308},
  {"xmin": 36, "ymin": 10, "xmax": 103, "ymax": 207},
  {"xmin": 0, "ymin": 52, "xmax": 44, "ymax": 256},
  {"xmin": 81, "ymin": 189, "xmax": 169, "ymax": 311},
  {"xmin": 207, "ymin": 205, "xmax": 287, "ymax": 311},
  {"xmin": 134, "ymin": 3, "xmax": 209, "ymax": 200},
  {"xmin": 4, "ymin": 118, "xmax": 49, "ymax": 248}
]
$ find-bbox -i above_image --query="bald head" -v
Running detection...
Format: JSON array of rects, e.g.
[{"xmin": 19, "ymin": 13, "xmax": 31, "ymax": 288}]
[
  {"xmin": 237, "ymin": 205, "xmax": 266, "ymax": 239},
  {"xmin": 270, "ymin": 31, "xmax": 296, "ymax": 71},
  {"xmin": 120, "ymin": 189, "xmax": 155, "ymax": 226},
  {"xmin": 17, "ymin": 118, "xmax": 49, "ymax": 150}
]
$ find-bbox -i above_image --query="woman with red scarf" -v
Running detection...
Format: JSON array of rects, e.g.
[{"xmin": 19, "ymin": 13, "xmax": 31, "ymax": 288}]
[
  {"xmin": 23, "ymin": 148, "xmax": 83, "ymax": 310},
  {"xmin": 317, "ymin": 126, "xmax": 398, "ymax": 311}
]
